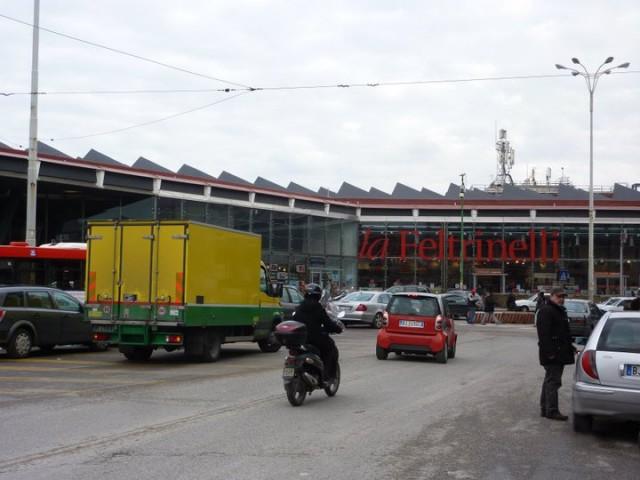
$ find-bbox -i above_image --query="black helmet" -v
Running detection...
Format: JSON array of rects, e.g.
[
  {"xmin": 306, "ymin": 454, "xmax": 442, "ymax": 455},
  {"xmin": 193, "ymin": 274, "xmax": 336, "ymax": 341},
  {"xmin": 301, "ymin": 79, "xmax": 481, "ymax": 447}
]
[{"xmin": 305, "ymin": 283, "xmax": 323, "ymax": 300}]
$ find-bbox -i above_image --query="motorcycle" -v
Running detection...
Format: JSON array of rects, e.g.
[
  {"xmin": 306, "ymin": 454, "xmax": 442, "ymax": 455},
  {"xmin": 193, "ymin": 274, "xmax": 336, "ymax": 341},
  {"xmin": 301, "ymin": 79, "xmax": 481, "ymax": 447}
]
[{"xmin": 275, "ymin": 311, "xmax": 345, "ymax": 407}]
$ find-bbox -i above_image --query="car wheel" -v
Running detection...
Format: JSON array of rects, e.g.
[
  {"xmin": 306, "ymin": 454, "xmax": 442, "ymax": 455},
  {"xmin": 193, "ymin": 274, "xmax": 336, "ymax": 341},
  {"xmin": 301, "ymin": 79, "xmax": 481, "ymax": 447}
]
[
  {"xmin": 376, "ymin": 345, "xmax": 389, "ymax": 360},
  {"xmin": 121, "ymin": 346, "xmax": 153, "ymax": 362},
  {"xmin": 448, "ymin": 341, "xmax": 456, "ymax": 359},
  {"xmin": 520, "ymin": 306, "xmax": 529, "ymax": 312},
  {"xmin": 435, "ymin": 344, "xmax": 448, "ymax": 364},
  {"xmin": 7, "ymin": 328, "xmax": 33, "ymax": 358},
  {"xmin": 372, "ymin": 313, "xmax": 384, "ymax": 329},
  {"xmin": 572, "ymin": 413, "xmax": 593, "ymax": 433}
]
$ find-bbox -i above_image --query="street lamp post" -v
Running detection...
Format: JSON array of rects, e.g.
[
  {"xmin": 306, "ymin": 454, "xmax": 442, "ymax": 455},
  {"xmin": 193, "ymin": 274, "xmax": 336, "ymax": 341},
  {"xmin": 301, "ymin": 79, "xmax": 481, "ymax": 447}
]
[
  {"xmin": 459, "ymin": 174, "xmax": 466, "ymax": 289},
  {"xmin": 555, "ymin": 57, "xmax": 630, "ymax": 302}
]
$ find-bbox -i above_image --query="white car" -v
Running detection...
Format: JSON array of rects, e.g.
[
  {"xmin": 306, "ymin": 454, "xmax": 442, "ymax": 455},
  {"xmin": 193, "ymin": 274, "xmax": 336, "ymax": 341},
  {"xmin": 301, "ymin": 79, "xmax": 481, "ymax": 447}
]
[
  {"xmin": 515, "ymin": 293, "xmax": 548, "ymax": 312},
  {"xmin": 572, "ymin": 311, "xmax": 640, "ymax": 432},
  {"xmin": 596, "ymin": 297, "xmax": 635, "ymax": 312}
]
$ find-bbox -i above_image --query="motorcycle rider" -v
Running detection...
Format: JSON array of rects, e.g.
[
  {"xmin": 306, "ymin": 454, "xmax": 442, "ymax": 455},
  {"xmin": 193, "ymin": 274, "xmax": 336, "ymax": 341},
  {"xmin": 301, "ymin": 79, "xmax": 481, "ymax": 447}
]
[{"xmin": 293, "ymin": 283, "xmax": 342, "ymax": 385}]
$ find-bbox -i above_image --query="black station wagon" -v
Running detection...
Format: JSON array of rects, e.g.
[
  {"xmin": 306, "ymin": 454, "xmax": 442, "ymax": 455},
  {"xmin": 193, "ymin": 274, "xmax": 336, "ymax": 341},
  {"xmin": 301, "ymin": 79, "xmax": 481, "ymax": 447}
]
[{"xmin": 0, "ymin": 286, "xmax": 102, "ymax": 358}]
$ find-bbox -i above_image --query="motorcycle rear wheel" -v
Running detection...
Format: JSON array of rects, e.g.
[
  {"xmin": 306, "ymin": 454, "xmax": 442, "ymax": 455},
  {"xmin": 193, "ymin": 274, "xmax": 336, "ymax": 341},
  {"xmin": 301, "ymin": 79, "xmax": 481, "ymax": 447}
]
[
  {"xmin": 285, "ymin": 378, "xmax": 307, "ymax": 406},
  {"xmin": 324, "ymin": 363, "xmax": 341, "ymax": 397}
]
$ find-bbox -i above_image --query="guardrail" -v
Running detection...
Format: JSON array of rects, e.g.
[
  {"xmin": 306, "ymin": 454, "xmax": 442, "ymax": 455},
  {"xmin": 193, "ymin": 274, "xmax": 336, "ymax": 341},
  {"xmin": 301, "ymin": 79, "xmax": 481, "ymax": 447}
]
[{"xmin": 471, "ymin": 311, "xmax": 535, "ymax": 324}]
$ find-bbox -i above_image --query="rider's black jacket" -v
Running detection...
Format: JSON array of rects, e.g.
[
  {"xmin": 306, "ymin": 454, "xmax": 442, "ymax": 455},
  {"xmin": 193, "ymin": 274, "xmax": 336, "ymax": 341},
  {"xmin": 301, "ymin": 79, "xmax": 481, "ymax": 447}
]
[{"xmin": 294, "ymin": 298, "xmax": 341, "ymax": 345}]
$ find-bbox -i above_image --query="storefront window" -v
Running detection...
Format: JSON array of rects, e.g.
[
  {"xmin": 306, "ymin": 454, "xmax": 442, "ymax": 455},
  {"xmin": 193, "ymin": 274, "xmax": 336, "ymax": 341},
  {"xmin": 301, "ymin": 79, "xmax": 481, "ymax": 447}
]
[{"xmin": 272, "ymin": 212, "xmax": 289, "ymax": 252}]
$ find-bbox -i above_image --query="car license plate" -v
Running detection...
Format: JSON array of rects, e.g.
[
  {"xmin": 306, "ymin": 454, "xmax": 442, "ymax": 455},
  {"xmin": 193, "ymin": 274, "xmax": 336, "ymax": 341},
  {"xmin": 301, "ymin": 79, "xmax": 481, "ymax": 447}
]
[
  {"xmin": 282, "ymin": 367, "xmax": 295, "ymax": 377},
  {"xmin": 399, "ymin": 320, "xmax": 424, "ymax": 328},
  {"xmin": 624, "ymin": 364, "xmax": 640, "ymax": 377}
]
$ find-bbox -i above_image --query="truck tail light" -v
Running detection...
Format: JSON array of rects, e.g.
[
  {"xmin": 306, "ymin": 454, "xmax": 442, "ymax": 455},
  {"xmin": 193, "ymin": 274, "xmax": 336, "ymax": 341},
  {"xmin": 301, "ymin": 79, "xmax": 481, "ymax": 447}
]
[
  {"xmin": 581, "ymin": 350, "xmax": 599, "ymax": 381},
  {"xmin": 355, "ymin": 304, "xmax": 368, "ymax": 312},
  {"xmin": 382, "ymin": 311, "xmax": 389, "ymax": 327},
  {"xmin": 435, "ymin": 315, "xmax": 443, "ymax": 331},
  {"xmin": 165, "ymin": 335, "xmax": 183, "ymax": 344},
  {"xmin": 92, "ymin": 332, "xmax": 109, "ymax": 342}
]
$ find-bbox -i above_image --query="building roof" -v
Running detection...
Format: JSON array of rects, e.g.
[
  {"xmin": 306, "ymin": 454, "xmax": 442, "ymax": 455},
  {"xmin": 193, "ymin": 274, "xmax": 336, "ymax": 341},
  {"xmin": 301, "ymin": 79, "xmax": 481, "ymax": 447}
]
[
  {"xmin": 37, "ymin": 141, "xmax": 71, "ymax": 159},
  {"xmin": 132, "ymin": 157, "xmax": 173, "ymax": 174},
  {"xmin": 254, "ymin": 176, "xmax": 287, "ymax": 191},
  {"xmin": 218, "ymin": 171, "xmax": 252, "ymax": 185},
  {"xmin": 336, "ymin": 182, "xmax": 373, "ymax": 199},
  {"xmin": 177, "ymin": 164, "xmax": 216, "ymax": 180},
  {"xmin": 611, "ymin": 183, "xmax": 640, "ymax": 201},
  {"xmin": 317, "ymin": 187, "xmax": 337, "ymax": 198},
  {"xmin": 83, "ymin": 149, "xmax": 125, "ymax": 167},
  {"xmin": 500, "ymin": 184, "xmax": 545, "ymax": 200},
  {"xmin": 287, "ymin": 182, "xmax": 317, "ymax": 196},
  {"xmin": 369, "ymin": 187, "xmax": 390, "ymax": 198}
]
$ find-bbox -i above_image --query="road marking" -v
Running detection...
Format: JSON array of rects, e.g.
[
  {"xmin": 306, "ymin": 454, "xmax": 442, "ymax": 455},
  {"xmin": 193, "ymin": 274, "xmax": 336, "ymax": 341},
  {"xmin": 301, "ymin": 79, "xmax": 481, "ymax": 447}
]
[
  {"xmin": 9, "ymin": 358, "xmax": 114, "ymax": 365},
  {"xmin": 0, "ymin": 376, "xmax": 154, "ymax": 385},
  {"xmin": 0, "ymin": 388, "xmax": 79, "ymax": 396}
]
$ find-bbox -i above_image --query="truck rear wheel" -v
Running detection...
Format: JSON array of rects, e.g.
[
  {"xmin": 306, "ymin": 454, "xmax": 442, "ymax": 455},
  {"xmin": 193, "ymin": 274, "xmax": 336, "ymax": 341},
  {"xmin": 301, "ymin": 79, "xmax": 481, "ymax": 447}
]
[
  {"xmin": 200, "ymin": 332, "xmax": 222, "ymax": 362},
  {"xmin": 121, "ymin": 346, "xmax": 153, "ymax": 362}
]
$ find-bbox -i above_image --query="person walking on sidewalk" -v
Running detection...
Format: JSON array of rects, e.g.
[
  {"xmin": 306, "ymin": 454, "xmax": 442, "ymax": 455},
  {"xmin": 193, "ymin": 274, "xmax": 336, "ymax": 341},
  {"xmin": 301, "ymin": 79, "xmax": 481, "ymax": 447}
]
[
  {"xmin": 480, "ymin": 291, "xmax": 499, "ymax": 324},
  {"xmin": 467, "ymin": 288, "xmax": 481, "ymax": 324},
  {"xmin": 536, "ymin": 287, "xmax": 576, "ymax": 421}
]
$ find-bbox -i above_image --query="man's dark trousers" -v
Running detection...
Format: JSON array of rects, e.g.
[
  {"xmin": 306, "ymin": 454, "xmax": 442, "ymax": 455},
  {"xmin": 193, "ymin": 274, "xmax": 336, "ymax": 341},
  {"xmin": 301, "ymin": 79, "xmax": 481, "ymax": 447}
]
[{"xmin": 540, "ymin": 364, "xmax": 564, "ymax": 416}]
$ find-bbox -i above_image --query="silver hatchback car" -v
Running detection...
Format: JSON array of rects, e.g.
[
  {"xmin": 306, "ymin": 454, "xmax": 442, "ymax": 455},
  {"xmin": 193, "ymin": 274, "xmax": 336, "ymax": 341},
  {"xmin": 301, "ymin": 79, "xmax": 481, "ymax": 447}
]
[{"xmin": 572, "ymin": 311, "xmax": 640, "ymax": 432}]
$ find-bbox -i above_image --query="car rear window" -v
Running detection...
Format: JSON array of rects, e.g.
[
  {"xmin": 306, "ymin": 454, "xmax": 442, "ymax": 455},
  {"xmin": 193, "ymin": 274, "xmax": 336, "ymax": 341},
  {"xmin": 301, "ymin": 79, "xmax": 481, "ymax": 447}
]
[
  {"xmin": 344, "ymin": 292, "xmax": 374, "ymax": 302},
  {"xmin": 597, "ymin": 317, "xmax": 640, "ymax": 354},
  {"xmin": 565, "ymin": 301, "xmax": 587, "ymax": 313},
  {"xmin": 389, "ymin": 296, "xmax": 440, "ymax": 316}
]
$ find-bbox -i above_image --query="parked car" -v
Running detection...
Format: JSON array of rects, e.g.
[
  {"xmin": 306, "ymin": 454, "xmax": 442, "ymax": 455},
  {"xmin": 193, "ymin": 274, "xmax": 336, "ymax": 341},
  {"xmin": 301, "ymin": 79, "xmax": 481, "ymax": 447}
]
[
  {"xmin": 0, "ymin": 286, "xmax": 104, "ymax": 358},
  {"xmin": 281, "ymin": 285, "xmax": 304, "ymax": 320},
  {"xmin": 564, "ymin": 299, "xmax": 604, "ymax": 338},
  {"xmin": 572, "ymin": 311, "xmax": 640, "ymax": 433},
  {"xmin": 385, "ymin": 285, "xmax": 430, "ymax": 294},
  {"xmin": 596, "ymin": 297, "xmax": 635, "ymax": 312},
  {"xmin": 376, "ymin": 293, "xmax": 457, "ymax": 363},
  {"xmin": 440, "ymin": 293, "xmax": 472, "ymax": 319},
  {"xmin": 515, "ymin": 293, "xmax": 549, "ymax": 311},
  {"xmin": 331, "ymin": 291, "xmax": 392, "ymax": 328}
]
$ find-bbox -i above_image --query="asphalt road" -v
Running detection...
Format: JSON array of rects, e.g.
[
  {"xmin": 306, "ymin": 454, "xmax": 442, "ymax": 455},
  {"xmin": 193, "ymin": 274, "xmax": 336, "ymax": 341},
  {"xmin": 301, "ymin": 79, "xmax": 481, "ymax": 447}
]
[{"xmin": 0, "ymin": 323, "xmax": 638, "ymax": 480}]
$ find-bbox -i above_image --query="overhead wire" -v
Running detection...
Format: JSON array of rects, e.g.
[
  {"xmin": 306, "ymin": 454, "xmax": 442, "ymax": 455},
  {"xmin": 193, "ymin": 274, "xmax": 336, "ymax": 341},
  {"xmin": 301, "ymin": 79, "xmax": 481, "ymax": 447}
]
[
  {"xmin": 0, "ymin": 12, "xmax": 252, "ymax": 90},
  {"xmin": 49, "ymin": 92, "xmax": 249, "ymax": 141}
]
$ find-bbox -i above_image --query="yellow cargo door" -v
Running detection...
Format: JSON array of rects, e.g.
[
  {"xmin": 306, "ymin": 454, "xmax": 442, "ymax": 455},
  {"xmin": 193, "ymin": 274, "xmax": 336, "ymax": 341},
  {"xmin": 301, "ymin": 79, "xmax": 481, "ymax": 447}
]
[
  {"xmin": 118, "ymin": 223, "xmax": 155, "ymax": 321},
  {"xmin": 86, "ymin": 223, "xmax": 119, "ymax": 320},
  {"xmin": 153, "ymin": 223, "xmax": 187, "ymax": 321}
]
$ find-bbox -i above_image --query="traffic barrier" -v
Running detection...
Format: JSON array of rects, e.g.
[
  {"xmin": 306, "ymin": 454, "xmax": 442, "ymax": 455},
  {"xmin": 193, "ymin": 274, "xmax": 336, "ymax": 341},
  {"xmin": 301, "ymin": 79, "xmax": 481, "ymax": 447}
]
[{"xmin": 470, "ymin": 311, "xmax": 534, "ymax": 324}]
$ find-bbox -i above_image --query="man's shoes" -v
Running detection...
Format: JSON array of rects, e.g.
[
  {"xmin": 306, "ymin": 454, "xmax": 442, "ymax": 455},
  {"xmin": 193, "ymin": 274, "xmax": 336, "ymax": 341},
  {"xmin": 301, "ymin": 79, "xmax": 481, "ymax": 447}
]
[{"xmin": 546, "ymin": 412, "xmax": 569, "ymax": 421}]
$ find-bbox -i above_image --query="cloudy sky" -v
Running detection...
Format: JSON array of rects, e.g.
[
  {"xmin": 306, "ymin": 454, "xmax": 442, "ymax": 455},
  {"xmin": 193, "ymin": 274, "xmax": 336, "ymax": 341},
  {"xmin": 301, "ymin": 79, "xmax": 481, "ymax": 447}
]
[{"xmin": 1, "ymin": 0, "xmax": 638, "ymax": 194}]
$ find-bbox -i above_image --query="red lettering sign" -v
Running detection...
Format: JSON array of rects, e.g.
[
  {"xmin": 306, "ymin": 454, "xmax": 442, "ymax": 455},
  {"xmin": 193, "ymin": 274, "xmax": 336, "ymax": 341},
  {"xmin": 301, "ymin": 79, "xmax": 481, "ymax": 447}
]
[{"xmin": 358, "ymin": 228, "xmax": 560, "ymax": 263}]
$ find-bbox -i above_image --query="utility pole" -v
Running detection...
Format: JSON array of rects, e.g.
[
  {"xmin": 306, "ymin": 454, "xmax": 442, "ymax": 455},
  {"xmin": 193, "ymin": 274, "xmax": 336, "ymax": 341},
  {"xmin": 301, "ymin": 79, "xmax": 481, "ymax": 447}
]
[
  {"xmin": 459, "ymin": 173, "xmax": 466, "ymax": 289},
  {"xmin": 26, "ymin": 0, "xmax": 40, "ymax": 246}
]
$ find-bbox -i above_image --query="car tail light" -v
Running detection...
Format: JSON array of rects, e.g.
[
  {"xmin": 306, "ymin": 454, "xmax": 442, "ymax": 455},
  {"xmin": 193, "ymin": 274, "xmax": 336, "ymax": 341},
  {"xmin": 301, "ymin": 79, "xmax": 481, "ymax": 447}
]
[
  {"xmin": 92, "ymin": 332, "xmax": 109, "ymax": 342},
  {"xmin": 355, "ymin": 304, "xmax": 368, "ymax": 312},
  {"xmin": 165, "ymin": 335, "xmax": 183, "ymax": 344},
  {"xmin": 435, "ymin": 315, "xmax": 443, "ymax": 331},
  {"xmin": 382, "ymin": 311, "xmax": 389, "ymax": 327},
  {"xmin": 0, "ymin": 308, "xmax": 6, "ymax": 322},
  {"xmin": 581, "ymin": 349, "xmax": 599, "ymax": 380}
]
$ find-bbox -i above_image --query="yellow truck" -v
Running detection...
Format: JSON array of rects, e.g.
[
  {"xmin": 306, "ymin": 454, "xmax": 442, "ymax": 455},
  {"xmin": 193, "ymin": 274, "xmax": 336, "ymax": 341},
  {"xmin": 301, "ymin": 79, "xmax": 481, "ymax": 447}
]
[{"xmin": 85, "ymin": 221, "xmax": 283, "ymax": 362}]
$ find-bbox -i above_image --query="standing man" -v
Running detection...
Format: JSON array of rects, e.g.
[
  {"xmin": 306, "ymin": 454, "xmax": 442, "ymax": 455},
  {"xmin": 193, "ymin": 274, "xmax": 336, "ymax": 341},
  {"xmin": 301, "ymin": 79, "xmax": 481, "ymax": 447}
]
[{"xmin": 536, "ymin": 287, "xmax": 575, "ymax": 421}]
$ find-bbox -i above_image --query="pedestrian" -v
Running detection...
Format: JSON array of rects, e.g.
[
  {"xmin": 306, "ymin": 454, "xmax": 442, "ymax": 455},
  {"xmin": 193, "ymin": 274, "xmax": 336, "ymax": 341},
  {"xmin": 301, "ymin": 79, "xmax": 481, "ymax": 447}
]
[
  {"xmin": 467, "ymin": 288, "xmax": 480, "ymax": 324},
  {"xmin": 481, "ymin": 291, "xmax": 499, "ymax": 324},
  {"xmin": 536, "ymin": 287, "xmax": 576, "ymax": 421},
  {"xmin": 506, "ymin": 289, "xmax": 517, "ymax": 311},
  {"xmin": 535, "ymin": 291, "xmax": 546, "ymax": 312},
  {"xmin": 628, "ymin": 291, "xmax": 640, "ymax": 311}
]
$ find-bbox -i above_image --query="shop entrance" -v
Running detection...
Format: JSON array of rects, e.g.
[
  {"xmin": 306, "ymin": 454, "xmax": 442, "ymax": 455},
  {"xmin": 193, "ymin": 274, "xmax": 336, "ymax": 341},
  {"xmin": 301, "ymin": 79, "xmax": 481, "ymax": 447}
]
[{"xmin": 472, "ymin": 268, "xmax": 507, "ymax": 293}]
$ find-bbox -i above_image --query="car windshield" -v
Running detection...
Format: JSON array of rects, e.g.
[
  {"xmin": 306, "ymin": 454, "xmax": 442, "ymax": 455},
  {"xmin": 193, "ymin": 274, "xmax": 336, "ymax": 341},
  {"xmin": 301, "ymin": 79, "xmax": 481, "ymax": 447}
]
[
  {"xmin": 603, "ymin": 297, "xmax": 620, "ymax": 305},
  {"xmin": 389, "ymin": 296, "xmax": 439, "ymax": 316},
  {"xmin": 564, "ymin": 301, "xmax": 587, "ymax": 313},
  {"xmin": 342, "ymin": 292, "xmax": 374, "ymax": 302},
  {"xmin": 597, "ymin": 317, "xmax": 640, "ymax": 354}
]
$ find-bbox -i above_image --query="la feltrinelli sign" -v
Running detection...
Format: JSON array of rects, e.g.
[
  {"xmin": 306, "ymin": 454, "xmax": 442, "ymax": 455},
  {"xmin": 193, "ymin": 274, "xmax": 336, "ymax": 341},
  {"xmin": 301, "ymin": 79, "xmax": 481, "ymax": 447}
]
[{"xmin": 358, "ymin": 229, "xmax": 560, "ymax": 263}]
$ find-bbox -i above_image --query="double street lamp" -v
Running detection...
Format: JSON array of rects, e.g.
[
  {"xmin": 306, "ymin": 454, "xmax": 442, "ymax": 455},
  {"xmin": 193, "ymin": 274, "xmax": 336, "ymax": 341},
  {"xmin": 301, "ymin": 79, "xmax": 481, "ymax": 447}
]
[{"xmin": 555, "ymin": 57, "xmax": 630, "ymax": 301}]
